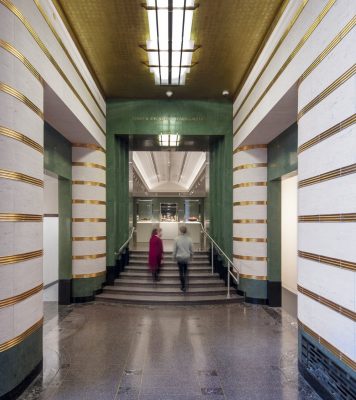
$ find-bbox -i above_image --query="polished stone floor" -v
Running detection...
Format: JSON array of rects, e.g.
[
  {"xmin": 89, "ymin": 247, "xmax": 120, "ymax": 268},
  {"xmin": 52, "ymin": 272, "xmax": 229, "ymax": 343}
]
[{"xmin": 19, "ymin": 302, "xmax": 321, "ymax": 400}]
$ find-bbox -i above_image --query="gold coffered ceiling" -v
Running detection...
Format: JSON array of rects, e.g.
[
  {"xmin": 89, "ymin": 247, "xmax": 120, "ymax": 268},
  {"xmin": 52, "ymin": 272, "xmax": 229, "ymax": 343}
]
[{"xmin": 55, "ymin": 0, "xmax": 285, "ymax": 99}]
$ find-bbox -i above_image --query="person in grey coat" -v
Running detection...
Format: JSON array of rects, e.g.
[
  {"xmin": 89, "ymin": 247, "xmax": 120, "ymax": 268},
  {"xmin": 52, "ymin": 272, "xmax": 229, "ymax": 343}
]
[{"xmin": 172, "ymin": 225, "xmax": 193, "ymax": 292}]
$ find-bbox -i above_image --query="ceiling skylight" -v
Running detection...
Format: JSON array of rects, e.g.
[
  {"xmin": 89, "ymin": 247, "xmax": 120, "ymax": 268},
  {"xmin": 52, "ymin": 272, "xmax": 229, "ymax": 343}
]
[
  {"xmin": 144, "ymin": 0, "xmax": 198, "ymax": 85},
  {"xmin": 159, "ymin": 133, "xmax": 180, "ymax": 147}
]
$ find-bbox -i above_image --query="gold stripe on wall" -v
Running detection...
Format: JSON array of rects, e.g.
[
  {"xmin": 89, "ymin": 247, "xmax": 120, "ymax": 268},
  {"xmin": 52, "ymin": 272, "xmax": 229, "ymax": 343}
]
[
  {"xmin": 0, "ymin": 39, "xmax": 43, "ymax": 83},
  {"xmin": 233, "ymin": 0, "xmax": 336, "ymax": 137},
  {"xmin": 298, "ymin": 285, "xmax": 356, "ymax": 321},
  {"xmin": 0, "ymin": 317, "xmax": 43, "ymax": 352},
  {"xmin": 72, "ymin": 218, "xmax": 106, "ymax": 222},
  {"xmin": 72, "ymin": 253, "xmax": 106, "ymax": 260},
  {"xmin": 299, "ymin": 163, "xmax": 356, "ymax": 188},
  {"xmin": 72, "ymin": 162, "xmax": 106, "ymax": 170},
  {"xmin": 239, "ymin": 273, "xmax": 267, "ymax": 281},
  {"xmin": 299, "ymin": 213, "xmax": 356, "ymax": 222},
  {"xmin": 0, "ymin": 0, "xmax": 105, "ymax": 136},
  {"xmin": 72, "ymin": 271, "xmax": 106, "ymax": 279},
  {"xmin": 0, "ymin": 126, "xmax": 43, "ymax": 153},
  {"xmin": 234, "ymin": 163, "xmax": 267, "ymax": 171},
  {"xmin": 234, "ymin": 237, "xmax": 267, "ymax": 243},
  {"xmin": 233, "ymin": 0, "xmax": 309, "ymax": 119},
  {"xmin": 234, "ymin": 182, "xmax": 267, "ymax": 188},
  {"xmin": 72, "ymin": 143, "xmax": 106, "ymax": 153},
  {"xmin": 0, "ymin": 283, "xmax": 43, "ymax": 309},
  {"xmin": 298, "ymin": 250, "xmax": 356, "ymax": 272},
  {"xmin": 234, "ymin": 201, "xmax": 267, "ymax": 206},
  {"xmin": 0, "ymin": 82, "xmax": 43, "ymax": 119},
  {"xmin": 72, "ymin": 199, "xmax": 106, "ymax": 205},
  {"xmin": 234, "ymin": 219, "xmax": 267, "ymax": 224},
  {"xmin": 298, "ymin": 114, "xmax": 356, "ymax": 153},
  {"xmin": 72, "ymin": 180, "xmax": 106, "ymax": 188},
  {"xmin": 298, "ymin": 320, "xmax": 356, "ymax": 371},
  {"xmin": 0, "ymin": 168, "xmax": 43, "ymax": 187},
  {"xmin": 233, "ymin": 254, "xmax": 267, "ymax": 261},
  {"xmin": 298, "ymin": 64, "xmax": 356, "ymax": 120},
  {"xmin": 0, "ymin": 213, "xmax": 43, "ymax": 222},
  {"xmin": 233, "ymin": 144, "xmax": 267, "ymax": 154},
  {"xmin": 0, "ymin": 249, "xmax": 43, "ymax": 265},
  {"xmin": 72, "ymin": 236, "xmax": 106, "ymax": 241}
]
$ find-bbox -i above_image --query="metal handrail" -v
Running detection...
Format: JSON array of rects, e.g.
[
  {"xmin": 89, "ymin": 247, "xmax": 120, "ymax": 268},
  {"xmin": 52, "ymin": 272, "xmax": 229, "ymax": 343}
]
[
  {"xmin": 115, "ymin": 227, "xmax": 135, "ymax": 257},
  {"xmin": 200, "ymin": 223, "xmax": 239, "ymax": 299}
]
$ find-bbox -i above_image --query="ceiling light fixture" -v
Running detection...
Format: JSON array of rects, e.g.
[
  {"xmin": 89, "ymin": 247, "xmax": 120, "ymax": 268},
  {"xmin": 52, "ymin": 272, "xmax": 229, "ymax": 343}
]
[
  {"xmin": 159, "ymin": 133, "xmax": 180, "ymax": 147},
  {"xmin": 222, "ymin": 90, "xmax": 229, "ymax": 96},
  {"xmin": 142, "ymin": 0, "xmax": 199, "ymax": 85}
]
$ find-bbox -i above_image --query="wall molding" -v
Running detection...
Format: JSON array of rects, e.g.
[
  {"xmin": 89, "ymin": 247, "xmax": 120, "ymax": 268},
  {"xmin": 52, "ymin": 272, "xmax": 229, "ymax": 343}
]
[
  {"xmin": 233, "ymin": 254, "xmax": 267, "ymax": 261},
  {"xmin": 0, "ymin": 283, "xmax": 43, "ymax": 309},
  {"xmin": 72, "ymin": 217, "xmax": 106, "ymax": 222},
  {"xmin": 0, "ymin": 249, "xmax": 43, "ymax": 265},
  {"xmin": 299, "ymin": 163, "xmax": 356, "ymax": 188},
  {"xmin": 299, "ymin": 213, "xmax": 356, "ymax": 222},
  {"xmin": 72, "ymin": 162, "xmax": 106, "ymax": 170},
  {"xmin": 72, "ymin": 180, "xmax": 106, "ymax": 188},
  {"xmin": 234, "ymin": 163, "xmax": 267, "ymax": 171},
  {"xmin": 0, "ymin": 213, "xmax": 42, "ymax": 221},
  {"xmin": 0, "ymin": 168, "xmax": 43, "ymax": 187},
  {"xmin": 72, "ymin": 271, "xmax": 106, "ymax": 279},
  {"xmin": 233, "ymin": 219, "xmax": 267, "ymax": 224},
  {"xmin": 72, "ymin": 235, "xmax": 106, "ymax": 241},
  {"xmin": 72, "ymin": 143, "xmax": 106, "ymax": 153},
  {"xmin": 233, "ymin": 144, "xmax": 267, "ymax": 153},
  {"xmin": 234, "ymin": 237, "xmax": 267, "ymax": 242},
  {"xmin": 72, "ymin": 253, "xmax": 106, "ymax": 260},
  {"xmin": 233, "ymin": 182, "xmax": 267, "ymax": 188},
  {"xmin": 298, "ymin": 250, "xmax": 356, "ymax": 272},
  {"xmin": 239, "ymin": 273, "xmax": 267, "ymax": 281},
  {"xmin": 233, "ymin": 201, "xmax": 267, "ymax": 206},
  {"xmin": 0, "ymin": 126, "xmax": 44, "ymax": 153},
  {"xmin": 72, "ymin": 199, "xmax": 106, "ymax": 205}
]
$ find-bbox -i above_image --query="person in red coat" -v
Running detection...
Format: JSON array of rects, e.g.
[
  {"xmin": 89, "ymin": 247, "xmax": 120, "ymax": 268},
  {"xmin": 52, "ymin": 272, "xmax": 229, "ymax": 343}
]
[{"xmin": 148, "ymin": 228, "xmax": 163, "ymax": 281}]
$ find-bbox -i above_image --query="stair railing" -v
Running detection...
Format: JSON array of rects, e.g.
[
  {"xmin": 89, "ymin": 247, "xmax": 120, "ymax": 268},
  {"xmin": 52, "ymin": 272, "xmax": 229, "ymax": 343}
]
[
  {"xmin": 115, "ymin": 226, "xmax": 135, "ymax": 258},
  {"xmin": 199, "ymin": 223, "xmax": 240, "ymax": 299}
]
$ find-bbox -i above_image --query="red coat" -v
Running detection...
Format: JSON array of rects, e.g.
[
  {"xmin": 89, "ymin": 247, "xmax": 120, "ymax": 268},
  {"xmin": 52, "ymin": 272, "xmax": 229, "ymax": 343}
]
[{"xmin": 148, "ymin": 235, "xmax": 163, "ymax": 271}]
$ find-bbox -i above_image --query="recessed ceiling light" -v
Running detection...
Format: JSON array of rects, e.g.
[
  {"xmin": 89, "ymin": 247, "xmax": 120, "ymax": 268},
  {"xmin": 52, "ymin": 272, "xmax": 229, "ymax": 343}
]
[
  {"xmin": 166, "ymin": 90, "xmax": 173, "ymax": 97},
  {"xmin": 222, "ymin": 90, "xmax": 229, "ymax": 96}
]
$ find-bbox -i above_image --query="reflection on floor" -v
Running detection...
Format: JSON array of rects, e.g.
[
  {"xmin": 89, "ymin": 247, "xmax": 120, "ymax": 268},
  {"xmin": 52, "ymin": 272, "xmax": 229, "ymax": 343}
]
[{"xmin": 19, "ymin": 302, "xmax": 321, "ymax": 400}]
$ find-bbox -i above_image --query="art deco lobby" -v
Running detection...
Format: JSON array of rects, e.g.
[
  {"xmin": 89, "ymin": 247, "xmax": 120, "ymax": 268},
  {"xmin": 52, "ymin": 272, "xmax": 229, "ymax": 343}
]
[{"xmin": 0, "ymin": 0, "xmax": 355, "ymax": 399}]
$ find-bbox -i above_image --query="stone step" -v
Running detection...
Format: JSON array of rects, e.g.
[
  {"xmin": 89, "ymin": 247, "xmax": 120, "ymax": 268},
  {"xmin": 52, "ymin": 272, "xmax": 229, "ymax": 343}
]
[
  {"xmin": 130, "ymin": 251, "xmax": 209, "ymax": 256},
  {"xmin": 120, "ymin": 271, "xmax": 219, "ymax": 279},
  {"xmin": 129, "ymin": 261, "xmax": 210, "ymax": 267},
  {"xmin": 125, "ymin": 265, "xmax": 211, "ymax": 272},
  {"xmin": 103, "ymin": 285, "xmax": 228, "ymax": 296},
  {"xmin": 114, "ymin": 278, "xmax": 225, "ymax": 287}
]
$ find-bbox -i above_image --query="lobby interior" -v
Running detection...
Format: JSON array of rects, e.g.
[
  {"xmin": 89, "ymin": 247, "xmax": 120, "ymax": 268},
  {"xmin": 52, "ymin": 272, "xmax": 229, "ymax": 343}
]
[{"xmin": 0, "ymin": 0, "xmax": 355, "ymax": 399}]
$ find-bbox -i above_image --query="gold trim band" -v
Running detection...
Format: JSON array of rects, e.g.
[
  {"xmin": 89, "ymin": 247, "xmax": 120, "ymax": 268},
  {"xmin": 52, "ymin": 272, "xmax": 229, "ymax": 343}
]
[
  {"xmin": 298, "ymin": 64, "xmax": 356, "ymax": 120},
  {"xmin": 234, "ymin": 163, "xmax": 267, "ymax": 171},
  {"xmin": 72, "ymin": 218, "xmax": 106, "ymax": 222},
  {"xmin": 72, "ymin": 253, "xmax": 106, "ymax": 260},
  {"xmin": 233, "ymin": 144, "xmax": 267, "ymax": 154},
  {"xmin": 0, "ymin": 213, "xmax": 42, "ymax": 222},
  {"xmin": 72, "ymin": 271, "xmax": 106, "ymax": 279},
  {"xmin": 298, "ymin": 250, "xmax": 356, "ymax": 272},
  {"xmin": 298, "ymin": 320, "xmax": 356, "ymax": 371},
  {"xmin": 0, "ymin": 249, "xmax": 43, "ymax": 265},
  {"xmin": 72, "ymin": 143, "xmax": 106, "ymax": 153},
  {"xmin": 233, "ymin": 254, "xmax": 267, "ymax": 261},
  {"xmin": 0, "ymin": 126, "xmax": 43, "ymax": 153},
  {"xmin": 0, "ymin": 39, "xmax": 43, "ymax": 83},
  {"xmin": 298, "ymin": 285, "xmax": 356, "ymax": 321},
  {"xmin": 0, "ymin": 317, "xmax": 43, "ymax": 352},
  {"xmin": 234, "ymin": 201, "xmax": 267, "ymax": 206},
  {"xmin": 299, "ymin": 163, "xmax": 356, "ymax": 188},
  {"xmin": 72, "ymin": 236, "xmax": 106, "ymax": 241},
  {"xmin": 298, "ymin": 114, "xmax": 356, "ymax": 154},
  {"xmin": 72, "ymin": 162, "xmax": 106, "ymax": 170},
  {"xmin": 0, "ymin": 283, "xmax": 43, "ymax": 309},
  {"xmin": 72, "ymin": 199, "xmax": 106, "ymax": 205},
  {"xmin": 0, "ymin": 82, "xmax": 43, "ymax": 119},
  {"xmin": 234, "ymin": 182, "xmax": 267, "ymax": 188},
  {"xmin": 233, "ymin": 0, "xmax": 336, "ymax": 137},
  {"xmin": 299, "ymin": 213, "xmax": 356, "ymax": 222},
  {"xmin": 234, "ymin": 237, "xmax": 267, "ymax": 243},
  {"xmin": 72, "ymin": 180, "xmax": 106, "ymax": 188},
  {"xmin": 234, "ymin": 219, "xmax": 267, "ymax": 224},
  {"xmin": 239, "ymin": 273, "xmax": 267, "ymax": 281},
  {"xmin": 0, "ymin": 168, "xmax": 43, "ymax": 187}
]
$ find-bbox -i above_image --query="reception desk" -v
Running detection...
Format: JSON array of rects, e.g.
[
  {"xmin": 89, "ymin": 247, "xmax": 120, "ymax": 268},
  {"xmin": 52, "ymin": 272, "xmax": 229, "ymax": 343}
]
[{"xmin": 136, "ymin": 221, "xmax": 201, "ymax": 243}]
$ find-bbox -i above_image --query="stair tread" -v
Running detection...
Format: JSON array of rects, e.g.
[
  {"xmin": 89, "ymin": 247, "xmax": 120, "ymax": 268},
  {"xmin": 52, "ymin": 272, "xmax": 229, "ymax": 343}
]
[
  {"xmin": 104, "ymin": 286, "xmax": 226, "ymax": 293},
  {"xmin": 114, "ymin": 279, "xmax": 224, "ymax": 286}
]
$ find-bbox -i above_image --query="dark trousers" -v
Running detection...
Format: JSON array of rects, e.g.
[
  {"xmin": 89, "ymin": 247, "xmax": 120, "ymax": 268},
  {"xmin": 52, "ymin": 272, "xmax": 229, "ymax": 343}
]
[{"xmin": 178, "ymin": 261, "xmax": 188, "ymax": 289}]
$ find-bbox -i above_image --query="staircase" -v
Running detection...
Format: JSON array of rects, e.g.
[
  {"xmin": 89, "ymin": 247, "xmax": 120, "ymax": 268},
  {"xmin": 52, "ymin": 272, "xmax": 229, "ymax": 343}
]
[{"xmin": 96, "ymin": 250, "xmax": 243, "ymax": 305}]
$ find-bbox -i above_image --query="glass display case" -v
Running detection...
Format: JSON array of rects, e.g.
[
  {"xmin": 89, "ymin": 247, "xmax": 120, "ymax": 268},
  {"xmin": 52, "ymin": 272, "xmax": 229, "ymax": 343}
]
[
  {"xmin": 184, "ymin": 199, "xmax": 201, "ymax": 222},
  {"xmin": 160, "ymin": 203, "xmax": 178, "ymax": 222},
  {"xmin": 136, "ymin": 199, "xmax": 153, "ymax": 221}
]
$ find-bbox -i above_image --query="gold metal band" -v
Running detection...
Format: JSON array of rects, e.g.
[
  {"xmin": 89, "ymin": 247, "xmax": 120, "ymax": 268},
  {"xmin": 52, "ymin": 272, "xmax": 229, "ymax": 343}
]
[
  {"xmin": 0, "ymin": 82, "xmax": 43, "ymax": 119},
  {"xmin": 233, "ymin": 201, "xmax": 267, "ymax": 206},
  {"xmin": 239, "ymin": 273, "xmax": 267, "ymax": 281},
  {"xmin": 233, "ymin": 144, "xmax": 267, "ymax": 154},
  {"xmin": 0, "ymin": 283, "xmax": 43, "ymax": 309},
  {"xmin": 72, "ymin": 218, "xmax": 106, "ymax": 222},
  {"xmin": 0, "ymin": 213, "xmax": 43, "ymax": 222},
  {"xmin": 72, "ymin": 180, "xmax": 106, "ymax": 188},
  {"xmin": 72, "ymin": 199, "xmax": 106, "ymax": 205},
  {"xmin": 0, "ymin": 249, "xmax": 43, "ymax": 265},
  {"xmin": 233, "ymin": 254, "xmax": 267, "ymax": 261},
  {"xmin": 72, "ymin": 236, "xmax": 106, "ymax": 241},
  {"xmin": 234, "ymin": 219, "xmax": 267, "ymax": 224},
  {"xmin": 0, "ymin": 126, "xmax": 43, "ymax": 153},
  {"xmin": 72, "ymin": 253, "xmax": 106, "ymax": 260},
  {"xmin": 298, "ymin": 114, "xmax": 356, "ymax": 154},
  {"xmin": 234, "ymin": 182, "xmax": 267, "ymax": 188},
  {"xmin": 72, "ymin": 162, "xmax": 106, "ymax": 170},
  {"xmin": 299, "ymin": 163, "xmax": 356, "ymax": 188},
  {"xmin": 298, "ymin": 320, "xmax": 356, "ymax": 371},
  {"xmin": 298, "ymin": 285, "xmax": 356, "ymax": 321},
  {"xmin": 72, "ymin": 143, "xmax": 106, "ymax": 153},
  {"xmin": 234, "ymin": 163, "xmax": 267, "ymax": 171},
  {"xmin": 233, "ymin": 0, "xmax": 336, "ymax": 137},
  {"xmin": 0, "ymin": 168, "xmax": 43, "ymax": 187},
  {"xmin": 233, "ymin": 0, "xmax": 308, "ymax": 118},
  {"xmin": 72, "ymin": 271, "xmax": 106, "ymax": 279},
  {"xmin": 0, "ymin": 0, "xmax": 105, "ymax": 136},
  {"xmin": 0, "ymin": 317, "xmax": 43, "ymax": 352},
  {"xmin": 298, "ymin": 250, "xmax": 356, "ymax": 272},
  {"xmin": 298, "ymin": 64, "xmax": 356, "ymax": 120},
  {"xmin": 233, "ymin": 237, "xmax": 267, "ymax": 243},
  {"xmin": 0, "ymin": 39, "xmax": 43, "ymax": 83},
  {"xmin": 299, "ymin": 213, "xmax": 356, "ymax": 222}
]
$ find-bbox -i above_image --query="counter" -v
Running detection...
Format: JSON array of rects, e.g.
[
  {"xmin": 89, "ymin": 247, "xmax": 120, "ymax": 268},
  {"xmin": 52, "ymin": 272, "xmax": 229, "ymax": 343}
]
[{"xmin": 136, "ymin": 221, "xmax": 201, "ymax": 243}]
